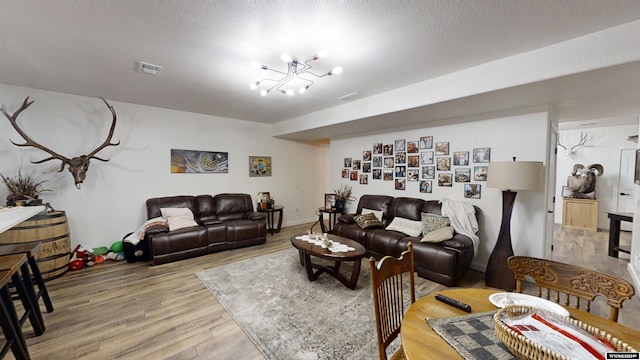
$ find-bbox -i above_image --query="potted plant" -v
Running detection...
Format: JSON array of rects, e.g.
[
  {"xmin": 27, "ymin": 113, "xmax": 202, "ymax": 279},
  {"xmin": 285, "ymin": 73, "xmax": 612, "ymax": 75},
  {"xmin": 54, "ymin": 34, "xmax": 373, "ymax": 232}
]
[
  {"xmin": 333, "ymin": 184, "xmax": 355, "ymax": 211},
  {"xmin": 1, "ymin": 169, "xmax": 51, "ymax": 206}
]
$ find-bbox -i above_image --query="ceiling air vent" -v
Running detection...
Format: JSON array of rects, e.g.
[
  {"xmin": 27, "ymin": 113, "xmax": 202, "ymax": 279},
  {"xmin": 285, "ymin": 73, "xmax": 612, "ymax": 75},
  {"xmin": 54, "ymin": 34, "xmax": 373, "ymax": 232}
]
[{"xmin": 137, "ymin": 61, "xmax": 162, "ymax": 75}]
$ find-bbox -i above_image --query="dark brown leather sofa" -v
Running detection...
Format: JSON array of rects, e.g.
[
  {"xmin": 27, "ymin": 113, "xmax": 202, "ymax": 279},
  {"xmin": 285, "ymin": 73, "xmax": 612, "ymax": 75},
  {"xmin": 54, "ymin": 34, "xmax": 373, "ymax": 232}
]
[
  {"xmin": 145, "ymin": 193, "xmax": 266, "ymax": 265},
  {"xmin": 332, "ymin": 195, "xmax": 477, "ymax": 286}
]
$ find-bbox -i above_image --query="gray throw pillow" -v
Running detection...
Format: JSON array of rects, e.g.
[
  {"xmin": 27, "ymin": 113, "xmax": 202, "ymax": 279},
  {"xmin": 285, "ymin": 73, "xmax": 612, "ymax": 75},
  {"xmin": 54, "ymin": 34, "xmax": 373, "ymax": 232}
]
[{"xmin": 421, "ymin": 213, "xmax": 451, "ymax": 236}]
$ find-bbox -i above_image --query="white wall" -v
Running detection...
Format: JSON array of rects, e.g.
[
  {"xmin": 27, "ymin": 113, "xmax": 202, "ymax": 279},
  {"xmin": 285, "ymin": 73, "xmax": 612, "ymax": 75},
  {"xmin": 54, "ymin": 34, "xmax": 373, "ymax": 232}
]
[
  {"xmin": 629, "ymin": 117, "xmax": 640, "ymax": 290},
  {"xmin": 0, "ymin": 84, "xmax": 327, "ymax": 250},
  {"xmin": 554, "ymin": 125, "xmax": 638, "ymax": 229},
  {"xmin": 330, "ymin": 112, "xmax": 550, "ymax": 271}
]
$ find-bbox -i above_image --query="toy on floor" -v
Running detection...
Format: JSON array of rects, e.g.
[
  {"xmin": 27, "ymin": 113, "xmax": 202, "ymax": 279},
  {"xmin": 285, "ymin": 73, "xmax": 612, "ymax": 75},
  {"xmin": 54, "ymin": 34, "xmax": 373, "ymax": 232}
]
[{"xmin": 68, "ymin": 243, "xmax": 125, "ymax": 270}]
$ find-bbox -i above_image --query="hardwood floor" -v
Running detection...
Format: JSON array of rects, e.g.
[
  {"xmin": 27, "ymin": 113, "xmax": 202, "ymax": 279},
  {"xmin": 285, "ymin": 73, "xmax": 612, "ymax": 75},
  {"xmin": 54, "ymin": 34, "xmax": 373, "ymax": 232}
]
[{"xmin": 3, "ymin": 223, "xmax": 637, "ymax": 359}]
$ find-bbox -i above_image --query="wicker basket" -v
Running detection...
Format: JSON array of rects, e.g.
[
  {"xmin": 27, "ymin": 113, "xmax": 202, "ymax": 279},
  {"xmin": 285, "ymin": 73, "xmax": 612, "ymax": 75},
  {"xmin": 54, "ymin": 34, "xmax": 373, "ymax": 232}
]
[{"xmin": 493, "ymin": 305, "xmax": 637, "ymax": 360}]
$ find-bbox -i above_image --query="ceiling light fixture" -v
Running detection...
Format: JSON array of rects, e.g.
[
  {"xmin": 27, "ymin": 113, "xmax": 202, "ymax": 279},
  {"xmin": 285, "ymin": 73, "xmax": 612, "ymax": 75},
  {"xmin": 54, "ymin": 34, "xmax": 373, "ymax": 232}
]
[{"xmin": 250, "ymin": 50, "xmax": 342, "ymax": 96}]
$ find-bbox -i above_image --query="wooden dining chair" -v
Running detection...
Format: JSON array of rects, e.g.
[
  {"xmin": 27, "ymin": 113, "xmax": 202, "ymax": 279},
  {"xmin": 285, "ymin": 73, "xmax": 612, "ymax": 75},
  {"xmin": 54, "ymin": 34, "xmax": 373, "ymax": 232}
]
[
  {"xmin": 369, "ymin": 242, "xmax": 415, "ymax": 360},
  {"xmin": 507, "ymin": 256, "xmax": 635, "ymax": 322}
]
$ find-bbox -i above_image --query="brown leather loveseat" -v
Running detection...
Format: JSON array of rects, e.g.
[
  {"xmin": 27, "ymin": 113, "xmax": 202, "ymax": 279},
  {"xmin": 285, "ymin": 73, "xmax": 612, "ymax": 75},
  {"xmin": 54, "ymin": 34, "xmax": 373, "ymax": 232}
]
[
  {"xmin": 144, "ymin": 193, "xmax": 266, "ymax": 265},
  {"xmin": 332, "ymin": 195, "xmax": 478, "ymax": 286}
]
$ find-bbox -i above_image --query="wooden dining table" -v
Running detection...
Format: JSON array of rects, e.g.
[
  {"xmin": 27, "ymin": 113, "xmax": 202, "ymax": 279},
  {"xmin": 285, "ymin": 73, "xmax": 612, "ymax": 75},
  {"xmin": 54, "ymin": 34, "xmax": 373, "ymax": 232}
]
[{"xmin": 401, "ymin": 288, "xmax": 640, "ymax": 359}]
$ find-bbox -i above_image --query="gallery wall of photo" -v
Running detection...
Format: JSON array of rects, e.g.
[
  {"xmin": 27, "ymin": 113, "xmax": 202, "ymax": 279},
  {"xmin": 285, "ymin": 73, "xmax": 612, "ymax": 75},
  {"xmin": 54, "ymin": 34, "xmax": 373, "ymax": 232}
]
[{"xmin": 341, "ymin": 136, "xmax": 490, "ymax": 200}]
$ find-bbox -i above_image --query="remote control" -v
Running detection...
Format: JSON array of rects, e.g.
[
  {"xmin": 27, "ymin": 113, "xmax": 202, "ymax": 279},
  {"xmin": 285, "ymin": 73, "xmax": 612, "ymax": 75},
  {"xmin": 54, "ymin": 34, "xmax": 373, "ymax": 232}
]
[{"xmin": 435, "ymin": 293, "xmax": 472, "ymax": 313}]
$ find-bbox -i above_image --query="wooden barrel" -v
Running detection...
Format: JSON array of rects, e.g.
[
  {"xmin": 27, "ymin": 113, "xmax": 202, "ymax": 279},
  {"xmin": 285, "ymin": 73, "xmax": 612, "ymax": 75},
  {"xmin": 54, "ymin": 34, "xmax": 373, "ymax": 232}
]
[{"xmin": 0, "ymin": 210, "xmax": 70, "ymax": 281}]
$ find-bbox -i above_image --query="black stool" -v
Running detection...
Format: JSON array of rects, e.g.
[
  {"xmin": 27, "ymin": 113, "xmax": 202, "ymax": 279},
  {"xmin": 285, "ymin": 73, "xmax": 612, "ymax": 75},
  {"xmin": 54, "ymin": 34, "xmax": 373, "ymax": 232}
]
[
  {"xmin": 0, "ymin": 269, "xmax": 30, "ymax": 359},
  {"xmin": 0, "ymin": 243, "xmax": 54, "ymax": 313},
  {"xmin": 0, "ymin": 254, "xmax": 45, "ymax": 336}
]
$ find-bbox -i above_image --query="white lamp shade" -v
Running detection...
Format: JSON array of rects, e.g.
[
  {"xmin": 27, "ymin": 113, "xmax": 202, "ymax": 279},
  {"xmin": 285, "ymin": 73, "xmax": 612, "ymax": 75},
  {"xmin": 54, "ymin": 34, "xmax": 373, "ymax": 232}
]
[{"xmin": 487, "ymin": 161, "xmax": 544, "ymax": 191}]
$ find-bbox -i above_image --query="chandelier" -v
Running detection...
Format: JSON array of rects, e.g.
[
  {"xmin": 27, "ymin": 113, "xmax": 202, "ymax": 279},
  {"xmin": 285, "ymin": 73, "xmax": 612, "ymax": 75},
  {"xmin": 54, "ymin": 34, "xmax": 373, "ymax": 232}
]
[{"xmin": 250, "ymin": 50, "xmax": 342, "ymax": 96}]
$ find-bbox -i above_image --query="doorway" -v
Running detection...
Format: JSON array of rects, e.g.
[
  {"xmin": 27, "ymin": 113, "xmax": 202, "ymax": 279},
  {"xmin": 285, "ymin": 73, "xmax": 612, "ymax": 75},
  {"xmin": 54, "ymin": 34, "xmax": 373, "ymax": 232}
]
[{"xmin": 616, "ymin": 149, "xmax": 636, "ymax": 231}]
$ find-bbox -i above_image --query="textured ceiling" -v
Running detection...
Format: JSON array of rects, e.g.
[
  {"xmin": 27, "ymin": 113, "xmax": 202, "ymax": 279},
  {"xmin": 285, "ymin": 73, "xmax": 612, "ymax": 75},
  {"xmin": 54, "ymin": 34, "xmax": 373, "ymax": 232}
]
[{"xmin": 1, "ymin": 1, "xmax": 640, "ymax": 135}]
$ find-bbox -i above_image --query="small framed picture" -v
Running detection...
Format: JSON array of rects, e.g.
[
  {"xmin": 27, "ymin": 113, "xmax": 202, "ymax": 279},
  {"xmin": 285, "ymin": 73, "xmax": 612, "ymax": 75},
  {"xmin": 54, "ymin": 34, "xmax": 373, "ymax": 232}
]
[
  {"xmin": 324, "ymin": 193, "xmax": 336, "ymax": 210},
  {"xmin": 395, "ymin": 165, "xmax": 406, "ymax": 178},
  {"xmin": 344, "ymin": 158, "xmax": 352, "ymax": 167},
  {"xmin": 383, "ymin": 144, "xmax": 394, "ymax": 156},
  {"xmin": 473, "ymin": 148, "xmax": 491, "ymax": 163},
  {"xmin": 395, "ymin": 178, "xmax": 406, "ymax": 190},
  {"xmin": 407, "ymin": 155, "xmax": 420, "ymax": 168},
  {"xmin": 363, "ymin": 150, "xmax": 372, "ymax": 161},
  {"xmin": 407, "ymin": 141, "xmax": 419, "ymax": 153},
  {"xmin": 438, "ymin": 173, "xmax": 452, "ymax": 187},
  {"xmin": 419, "ymin": 180, "xmax": 432, "ymax": 193},
  {"xmin": 422, "ymin": 166, "xmax": 435, "ymax": 179},
  {"xmin": 420, "ymin": 151, "xmax": 434, "ymax": 165},
  {"xmin": 372, "ymin": 168, "xmax": 382, "ymax": 180},
  {"xmin": 362, "ymin": 162, "xmax": 371, "ymax": 173},
  {"xmin": 352, "ymin": 160, "xmax": 361, "ymax": 170},
  {"xmin": 372, "ymin": 156, "xmax": 382, "ymax": 168},
  {"xmin": 407, "ymin": 169, "xmax": 419, "ymax": 182},
  {"xmin": 383, "ymin": 169, "xmax": 394, "ymax": 181},
  {"xmin": 395, "ymin": 152, "xmax": 406, "ymax": 164},
  {"xmin": 435, "ymin": 142, "xmax": 450, "ymax": 156},
  {"xmin": 341, "ymin": 169, "xmax": 349, "ymax": 178},
  {"xmin": 350, "ymin": 171, "xmax": 358, "ymax": 181},
  {"xmin": 436, "ymin": 157, "xmax": 451, "ymax": 171},
  {"xmin": 395, "ymin": 139, "xmax": 406, "ymax": 152},
  {"xmin": 453, "ymin": 151, "xmax": 469, "ymax": 166},
  {"xmin": 373, "ymin": 143, "xmax": 383, "ymax": 154},
  {"xmin": 359, "ymin": 174, "xmax": 368, "ymax": 185},
  {"xmin": 455, "ymin": 168, "xmax": 471, "ymax": 182},
  {"xmin": 474, "ymin": 166, "xmax": 488, "ymax": 181},
  {"xmin": 464, "ymin": 184, "xmax": 481, "ymax": 199},
  {"xmin": 384, "ymin": 157, "xmax": 395, "ymax": 168},
  {"xmin": 249, "ymin": 156, "xmax": 272, "ymax": 177},
  {"xmin": 420, "ymin": 136, "xmax": 433, "ymax": 149}
]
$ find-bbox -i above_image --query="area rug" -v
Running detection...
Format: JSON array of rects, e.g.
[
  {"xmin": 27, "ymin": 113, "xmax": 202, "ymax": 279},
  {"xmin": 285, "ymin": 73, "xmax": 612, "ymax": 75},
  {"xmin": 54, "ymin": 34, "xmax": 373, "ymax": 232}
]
[{"xmin": 196, "ymin": 248, "xmax": 428, "ymax": 360}]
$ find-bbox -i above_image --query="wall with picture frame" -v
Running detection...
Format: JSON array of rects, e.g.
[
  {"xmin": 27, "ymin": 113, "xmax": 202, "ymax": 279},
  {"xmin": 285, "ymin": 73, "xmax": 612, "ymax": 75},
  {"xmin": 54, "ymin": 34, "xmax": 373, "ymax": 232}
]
[{"xmin": 330, "ymin": 111, "xmax": 551, "ymax": 273}]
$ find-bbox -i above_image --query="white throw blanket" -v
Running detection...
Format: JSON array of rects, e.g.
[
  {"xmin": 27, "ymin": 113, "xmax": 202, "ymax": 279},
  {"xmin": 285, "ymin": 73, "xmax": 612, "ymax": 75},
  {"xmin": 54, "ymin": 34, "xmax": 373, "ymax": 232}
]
[
  {"xmin": 439, "ymin": 198, "xmax": 479, "ymax": 256},
  {"xmin": 124, "ymin": 217, "xmax": 168, "ymax": 245}
]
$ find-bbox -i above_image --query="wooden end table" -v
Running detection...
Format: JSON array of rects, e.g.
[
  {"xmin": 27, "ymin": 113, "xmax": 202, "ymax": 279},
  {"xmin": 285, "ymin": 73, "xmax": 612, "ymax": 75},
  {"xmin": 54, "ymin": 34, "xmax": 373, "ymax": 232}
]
[
  {"xmin": 317, "ymin": 208, "xmax": 344, "ymax": 233},
  {"xmin": 257, "ymin": 205, "xmax": 284, "ymax": 235},
  {"xmin": 290, "ymin": 234, "xmax": 365, "ymax": 289}
]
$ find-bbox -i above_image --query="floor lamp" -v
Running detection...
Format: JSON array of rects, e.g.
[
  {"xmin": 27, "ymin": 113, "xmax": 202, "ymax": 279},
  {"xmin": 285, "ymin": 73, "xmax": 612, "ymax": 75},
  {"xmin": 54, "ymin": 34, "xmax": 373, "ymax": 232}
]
[{"xmin": 485, "ymin": 158, "xmax": 543, "ymax": 290}]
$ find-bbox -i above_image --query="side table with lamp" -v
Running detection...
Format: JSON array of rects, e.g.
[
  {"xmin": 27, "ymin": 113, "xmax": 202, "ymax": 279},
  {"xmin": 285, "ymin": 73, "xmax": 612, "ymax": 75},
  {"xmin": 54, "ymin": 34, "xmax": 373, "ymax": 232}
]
[{"xmin": 485, "ymin": 158, "xmax": 544, "ymax": 290}]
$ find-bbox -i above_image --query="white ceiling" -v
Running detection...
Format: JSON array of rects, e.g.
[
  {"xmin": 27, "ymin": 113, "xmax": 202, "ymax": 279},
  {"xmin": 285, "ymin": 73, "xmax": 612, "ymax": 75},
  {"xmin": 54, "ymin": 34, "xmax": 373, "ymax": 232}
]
[{"xmin": 1, "ymin": 1, "xmax": 640, "ymax": 140}]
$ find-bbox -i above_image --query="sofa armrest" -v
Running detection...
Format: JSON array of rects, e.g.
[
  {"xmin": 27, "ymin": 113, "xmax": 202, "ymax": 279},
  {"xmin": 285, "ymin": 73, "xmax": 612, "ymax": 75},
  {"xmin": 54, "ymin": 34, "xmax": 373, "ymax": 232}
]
[
  {"xmin": 441, "ymin": 233, "xmax": 473, "ymax": 251},
  {"xmin": 337, "ymin": 214, "xmax": 355, "ymax": 224},
  {"xmin": 200, "ymin": 219, "xmax": 223, "ymax": 226},
  {"xmin": 143, "ymin": 225, "xmax": 169, "ymax": 239},
  {"xmin": 247, "ymin": 212, "xmax": 266, "ymax": 221}
]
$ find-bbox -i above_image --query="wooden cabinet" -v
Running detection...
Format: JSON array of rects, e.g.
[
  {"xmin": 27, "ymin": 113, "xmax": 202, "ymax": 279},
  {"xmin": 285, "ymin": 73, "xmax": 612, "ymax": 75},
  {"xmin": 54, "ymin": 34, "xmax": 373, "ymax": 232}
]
[{"xmin": 562, "ymin": 198, "xmax": 598, "ymax": 231}]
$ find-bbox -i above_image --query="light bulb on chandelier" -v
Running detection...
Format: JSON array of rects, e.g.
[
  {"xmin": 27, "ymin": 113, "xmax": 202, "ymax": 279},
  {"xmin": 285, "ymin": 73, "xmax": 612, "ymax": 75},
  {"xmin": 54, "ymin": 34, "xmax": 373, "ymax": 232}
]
[{"xmin": 250, "ymin": 50, "xmax": 342, "ymax": 96}]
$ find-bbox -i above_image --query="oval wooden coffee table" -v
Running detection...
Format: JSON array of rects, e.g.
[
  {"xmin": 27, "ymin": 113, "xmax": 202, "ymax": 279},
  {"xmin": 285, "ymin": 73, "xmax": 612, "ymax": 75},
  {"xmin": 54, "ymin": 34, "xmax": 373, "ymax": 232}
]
[{"xmin": 290, "ymin": 234, "xmax": 366, "ymax": 290}]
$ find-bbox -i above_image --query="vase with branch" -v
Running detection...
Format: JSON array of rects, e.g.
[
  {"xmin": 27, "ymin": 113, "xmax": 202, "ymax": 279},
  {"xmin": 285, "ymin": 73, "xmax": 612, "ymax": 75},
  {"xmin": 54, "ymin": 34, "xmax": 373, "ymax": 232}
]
[
  {"xmin": 1, "ymin": 168, "xmax": 51, "ymax": 206},
  {"xmin": 333, "ymin": 184, "xmax": 355, "ymax": 211}
]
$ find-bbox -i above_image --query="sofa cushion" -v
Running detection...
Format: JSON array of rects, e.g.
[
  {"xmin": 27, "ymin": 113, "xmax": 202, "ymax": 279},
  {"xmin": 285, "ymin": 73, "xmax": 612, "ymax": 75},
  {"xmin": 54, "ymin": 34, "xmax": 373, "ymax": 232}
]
[
  {"xmin": 421, "ymin": 213, "xmax": 451, "ymax": 235},
  {"xmin": 354, "ymin": 213, "xmax": 384, "ymax": 229},
  {"xmin": 385, "ymin": 217, "xmax": 423, "ymax": 237},
  {"xmin": 421, "ymin": 226, "xmax": 454, "ymax": 243},
  {"xmin": 361, "ymin": 208, "xmax": 383, "ymax": 222},
  {"xmin": 160, "ymin": 207, "xmax": 199, "ymax": 231}
]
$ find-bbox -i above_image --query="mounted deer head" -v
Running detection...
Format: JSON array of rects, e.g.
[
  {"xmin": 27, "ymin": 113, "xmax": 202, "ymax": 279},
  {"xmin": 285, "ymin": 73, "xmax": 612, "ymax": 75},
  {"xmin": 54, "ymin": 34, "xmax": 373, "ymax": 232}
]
[
  {"xmin": 558, "ymin": 132, "xmax": 588, "ymax": 156},
  {"xmin": 1, "ymin": 97, "xmax": 120, "ymax": 189}
]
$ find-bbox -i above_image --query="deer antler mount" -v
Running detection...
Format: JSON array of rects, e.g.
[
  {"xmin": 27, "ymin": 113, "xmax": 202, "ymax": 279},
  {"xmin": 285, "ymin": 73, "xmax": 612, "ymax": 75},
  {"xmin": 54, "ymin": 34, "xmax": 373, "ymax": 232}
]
[
  {"xmin": 1, "ymin": 97, "xmax": 120, "ymax": 189},
  {"xmin": 558, "ymin": 132, "xmax": 589, "ymax": 156}
]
